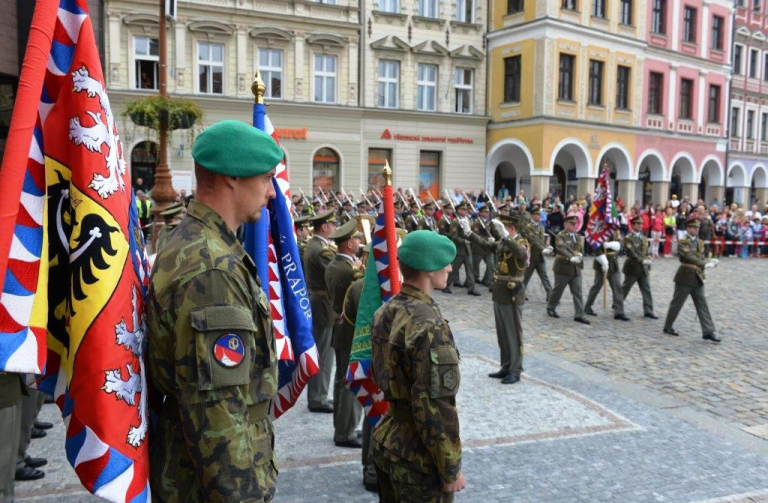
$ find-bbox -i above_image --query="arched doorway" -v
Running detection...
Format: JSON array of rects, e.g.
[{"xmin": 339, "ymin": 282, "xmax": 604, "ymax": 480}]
[
  {"xmin": 669, "ymin": 154, "xmax": 696, "ymax": 201},
  {"xmin": 485, "ymin": 139, "xmax": 533, "ymax": 200},
  {"xmin": 597, "ymin": 144, "xmax": 632, "ymax": 203},
  {"xmin": 312, "ymin": 147, "xmax": 340, "ymax": 193},
  {"xmin": 550, "ymin": 165, "xmax": 567, "ymax": 200},
  {"xmin": 726, "ymin": 163, "xmax": 748, "ymax": 206},
  {"xmin": 752, "ymin": 165, "xmax": 768, "ymax": 207},
  {"xmin": 494, "ymin": 161, "xmax": 517, "ymax": 198},
  {"xmin": 699, "ymin": 158, "xmax": 724, "ymax": 207},
  {"xmin": 636, "ymin": 150, "xmax": 665, "ymax": 207},
  {"xmin": 130, "ymin": 141, "xmax": 158, "ymax": 193},
  {"xmin": 551, "ymin": 141, "xmax": 590, "ymax": 201}
]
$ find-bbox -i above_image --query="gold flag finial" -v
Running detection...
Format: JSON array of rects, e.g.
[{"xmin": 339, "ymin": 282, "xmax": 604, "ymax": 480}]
[
  {"xmin": 383, "ymin": 160, "xmax": 393, "ymax": 187},
  {"xmin": 251, "ymin": 70, "xmax": 266, "ymax": 104}
]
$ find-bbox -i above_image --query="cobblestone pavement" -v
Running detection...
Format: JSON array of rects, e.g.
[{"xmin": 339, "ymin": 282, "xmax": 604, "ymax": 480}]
[{"xmin": 14, "ymin": 257, "xmax": 768, "ymax": 502}]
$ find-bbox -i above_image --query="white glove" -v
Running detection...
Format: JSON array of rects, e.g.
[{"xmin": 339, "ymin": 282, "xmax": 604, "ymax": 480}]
[
  {"xmin": 603, "ymin": 241, "xmax": 621, "ymax": 252},
  {"xmin": 542, "ymin": 246, "xmax": 554, "ymax": 256},
  {"xmin": 569, "ymin": 255, "xmax": 583, "ymax": 264},
  {"xmin": 710, "ymin": 259, "xmax": 719, "ymax": 265},
  {"xmin": 596, "ymin": 254, "xmax": 609, "ymax": 272},
  {"xmin": 487, "ymin": 237, "xmax": 496, "ymax": 244},
  {"xmin": 642, "ymin": 259, "xmax": 653, "ymax": 266},
  {"xmin": 459, "ymin": 218, "xmax": 472, "ymax": 237},
  {"xmin": 705, "ymin": 261, "xmax": 717, "ymax": 269},
  {"xmin": 491, "ymin": 219, "xmax": 509, "ymax": 240}
]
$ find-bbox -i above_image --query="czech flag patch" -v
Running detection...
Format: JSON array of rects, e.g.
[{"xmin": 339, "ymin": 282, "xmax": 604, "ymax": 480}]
[{"xmin": 213, "ymin": 333, "xmax": 246, "ymax": 368}]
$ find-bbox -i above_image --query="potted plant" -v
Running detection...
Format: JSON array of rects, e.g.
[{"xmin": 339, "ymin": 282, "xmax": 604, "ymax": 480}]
[{"xmin": 122, "ymin": 95, "xmax": 204, "ymax": 145}]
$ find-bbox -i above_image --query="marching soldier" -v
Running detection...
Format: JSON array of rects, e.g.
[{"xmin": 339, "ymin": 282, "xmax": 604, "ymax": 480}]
[
  {"xmin": 406, "ymin": 201, "xmax": 422, "ymax": 233},
  {"xmin": 471, "ymin": 204, "xmax": 495, "ymax": 288},
  {"xmin": 523, "ymin": 207, "xmax": 553, "ymax": 300},
  {"xmin": 340, "ymin": 200, "xmax": 355, "ymax": 224},
  {"xmin": 325, "ymin": 219, "xmax": 365, "ymax": 448},
  {"xmin": 371, "ymin": 230, "xmax": 465, "ymax": 501},
  {"xmin": 584, "ymin": 231, "xmax": 629, "ymax": 321},
  {"xmin": 546, "ymin": 213, "xmax": 590, "ymax": 324},
  {"xmin": 295, "ymin": 215, "xmax": 312, "ymax": 266},
  {"xmin": 445, "ymin": 201, "xmax": 490, "ymax": 296},
  {"xmin": 622, "ymin": 216, "xmax": 658, "ymax": 319},
  {"xmin": 147, "ymin": 120, "xmax": 282, "ymax": 502},
  {"xmin": 305, "ymin": 210, "xmax": 340, "ymax": 413},
  {"xmin": 663, "ymin": 217, "xmax": 721, "ymax": 342},
  {"xmin": 487, "ymin": 213, "xmax": 530, "ymax": 385},
  {"xmin": 419, "ymin": 201, "xmax": 439, "ymax": 231},
  {"xmin": 438, "ymin": 202, "xmax": 455, "ymax": 236},
  {"xmin": 497, "ymin": 203, "xmax": 511, "ymax": 217}
]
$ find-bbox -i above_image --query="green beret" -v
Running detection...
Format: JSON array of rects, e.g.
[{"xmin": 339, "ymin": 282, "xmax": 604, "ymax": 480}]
[
  {"xmin": 192, "ymin": 120, "xmax": 283, "ymax": 177},
  {"xmin": 329, "ymin": 219, "xmax": 361, "ymax": 243},
  {"xmin": 309, "ymin": 209, "xmax": 339, "ymax": 226},
  {"xmin": 398, "ymin": 230, "xmax": 456, "ymax": 272}
]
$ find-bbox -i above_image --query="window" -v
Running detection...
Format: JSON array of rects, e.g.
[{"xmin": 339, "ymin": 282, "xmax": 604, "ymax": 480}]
[
  {"xmin": 731, "ymin": 108, "xmax": 740, "ymax": 137},
  {"xmin": 457, "ymin": 0, "xmax": 474, "ymax": 22},
  {"xmin": 616, "ymin": 66, "xmax": 630, "ymax": 110},
  {"xmin": 417, "ymin": 63, "xmax": 438, "ymax": 111},
  {"xmin": 378, "ymin": 60, "xmax": 399, "ymax": 109},
  {"xmin": 198, "ymin": 42, "xmax": 224, "ymax": 94},
  {"xmin": 651, "ymin": 0, "xmax": 665, "ymax": 34},
  {"xmin": 314, "ymin": 54, "xmax": 336, "ymax": 103},
  {"xmin": 504, "ymin": 56, "xmax": 521, "ymax": 102},
  {"xmin": 454, "ymin": 68, "xmax": 473, "ymax": 113},
  {"xmin": 419, "ymin": 151, "xmax": 441, "ymax": 201},
  {"xmin": 734, "ymin": 45, "xmax": 743, "ymax": 75},
  {"xmin": 379, "ymin": 0, "xmax": 399, "ymax": 13},
  {"xmin": 562, "ymin": 0, "xmax": 578, "ymax": 10},
  {"xmin": 312, "ymin": 147, "xmax": 340, "ymax": 192},
  {"xmin": 764, "ymin": 54, "xmax": 768, "ymax": 81},
  {"xmin": 508, "ymin": 0, "xmax": 523, "ymax": 14},
  {"xmin": 735, "ymin": 0, "xmax": 745, "ymax": 5},
  {"xmin": 756, "ymin": 0, "xmax": 762, "ymax": 11},
  {"xmin": 711, "ymin": 16, "xmax": 724, "ymax": 50},
  {"xmin": 679, "ymin": 79, "xmax": 693, "ymax": 119},
  {"xmin": 762, "ymin": 113, "xmax": 768, "ymax": 141},
  {"xmin": 318, "ymin": 0, "xmax": 336, "ymax": 3},
  {"xmin": 558, "ymin": 54, "xmax": 574, "ymax": 101},
  {"xmin": 648, "ymin": 72, "xmax": 663, "ymax": 114},
  {"xmin": 620, "ymin": 0, "xmax": 632, "ymax": 25},
  {"xmin": 588, "ymin": 60, "xmax": 603, "ymax": 106},
  {"xmin": 368, "ymin": 148, "xmax": 391, "ymax": 189},
  {"xmin": 258, "ymin": 48, "xmax": 282, "ymax": 99},
  {"xmin": 708, "ymin": 85, "xmax": 720, "ymax": 123},
  {"xmin": 418, "ymin": 0, "xmax": 438, "ymax": 17},
  {"xmin": 747, "ymin": 110, "xmax": 755, "ymax": 139},
  {"xmin": 683, "ymin": 7, "xmax": 696, "ymax": 43},
  {"xmin": 134, "ymin": 36, "xmax": 159, "ymax": 90},
  {"xmin": 750, "ymin": 49, "xmax": 760, "ymax": 79},
  {"xmin": 592, "ymin": 0, "xmax": 605, "ymax": 18}
]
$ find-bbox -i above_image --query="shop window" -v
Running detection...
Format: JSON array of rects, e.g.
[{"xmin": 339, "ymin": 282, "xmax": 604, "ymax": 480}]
[
  {"xmin": 258, "ymin": 48, "xmax": 282, "ymax": 99},
  {"xmin": 313, "ymin": 147, "xmax": 340, "ymax": 192},
  {"xmin": 368, "ymin": 148, "xmax": 392, "ymax": 190},
  {"xmin": 134, "ymin": 36, "xmax": 159, "ymax": 90},
  {"xmin": 419, "ymin": 151, "xmax": 441, "ymax": 200},
  {"xmin": 198, "ymin": 42, "xmax": 224, "ymax": 94}
]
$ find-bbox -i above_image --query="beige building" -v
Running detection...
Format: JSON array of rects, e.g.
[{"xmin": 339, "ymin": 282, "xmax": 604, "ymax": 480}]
[{"xmin": 105, "ymin": 0, "xmax": 488, "ymax": 198}]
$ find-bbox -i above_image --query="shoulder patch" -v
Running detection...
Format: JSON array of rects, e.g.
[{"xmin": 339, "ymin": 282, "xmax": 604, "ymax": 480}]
[{"xmin": 213, "ymin": 333, "xmax": 245, "ymax": 368}]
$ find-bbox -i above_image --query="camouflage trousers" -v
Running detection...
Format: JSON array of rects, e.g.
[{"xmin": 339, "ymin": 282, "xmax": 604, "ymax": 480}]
[{"xmin": 374, "ymin": 454, "xmax": 453, "ymax": 503}]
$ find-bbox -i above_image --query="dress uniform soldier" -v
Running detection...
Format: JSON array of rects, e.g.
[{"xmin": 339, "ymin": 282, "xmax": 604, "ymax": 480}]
[
  {"xmin": 304, "ymin": 210, "xmax": 340, "ymax": 413},
  {"xmin": 471, "ymin": 204, "xmax": 495, "ymax": 288},
  {"xmin": 0, "ymin": 373, "xmax": 22, "ymax": 502},
  {"xmin": 406, "ymin": 202, "xmax": 422, "ymax": 233},
  {"xmin": 663, "ymin": 217, "xmax": 721, "ymax": 342},
  {"xmin": 156, "ymin": 202, "xmax": 184, "ymax": 251},
  {"xmin": 584, "ymin": 231, "xmax": 629, "ymax": 321},
  {"xmin": 546, "ymin": 213, "xmax": 590, "ymax": 324},
  {"xmin": 622, "ymin": 216, "xmax": 658, "ymax": 319},
  {"xmin": 697, "ymin": 207, "xmax": 713, "ymax": 257},
  {"xmin": 438, "ymin": 203, "xmax": 454, "ymax": 236},
  {"xmin": 294, "ymin": 215, "xmax": 312, "ymax": 266},
  {"xmin": 325, "ymin": 219, "xmax": 365, "ymax": 448},
  {"xmin": 445, "ymin": 202, "xmax": 490, "ymax": 296},
  {"xmin": 497, "ymin": 203, "xmax": 511, "ymax": 217},
  {"xmin": 419, "ymin": 201, "xmax": 439, "ymax": 231},
  {"xmin": 487, "ymin": 213, "xmax": 530, "ymax": 385},
  {"xmin": 339, "ymin": 200, "xmax": 355, "ymax": 224},
  {"xmin": 147, "ymin": 120, "xmax": 282, "ymax": 502},
  {"xmin": 372, "ymin": 231, "xmax": 465, "ymax": 502},
  {"xmin": 523, "ymin": 207, "xmax": 553, "ymax": 300}
]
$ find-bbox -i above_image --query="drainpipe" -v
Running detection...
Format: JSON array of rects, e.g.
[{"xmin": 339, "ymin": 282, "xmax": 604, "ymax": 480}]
[{"xmin": 723, "ymin": 6, "xmax": 737, "ymax": 205}]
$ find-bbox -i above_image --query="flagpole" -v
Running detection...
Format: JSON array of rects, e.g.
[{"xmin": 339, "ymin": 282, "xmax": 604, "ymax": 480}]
[
  {"xmin": 245, "ymin": 71, "xmax": 269, "ymax": 289},
  {"xmin": 382, "ymin": 161, "xmax": 401, "ymax": 293}
]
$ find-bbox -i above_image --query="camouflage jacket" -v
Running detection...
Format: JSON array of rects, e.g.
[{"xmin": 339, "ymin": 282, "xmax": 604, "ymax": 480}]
[
  {"xmin": 674, "ymin": 235, "xmax": 707, "ymax": 287},
  {"xmin": 371, "ymin": 284, "xmax": 461, "ymax": 485},
  {"xmin": 623, "ymin": 232, "xmax": 651, "ymax": 278},
  {"xmin": 491, "ymin": 234, "xmax": 530, "ymax": 306},
  {"xmin": 147, "ymin": 200, "xmax": 277, "ymax": 503}
]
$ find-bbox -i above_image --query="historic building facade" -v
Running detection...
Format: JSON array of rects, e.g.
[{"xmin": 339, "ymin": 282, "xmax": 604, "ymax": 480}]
[
  {"xmin": 486, "ymin": 0, "xmax": 733, "ymax": 207},
  {"xmin": 729, "ymin": 0, "xmax": 768, "ymax": 207}
]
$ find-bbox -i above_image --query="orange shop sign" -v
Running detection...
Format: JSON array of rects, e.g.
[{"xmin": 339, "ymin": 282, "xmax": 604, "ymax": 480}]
[
  {"xmin": 274, "ymin": 127, "xmax": 308, "ymax": 141},
  {"xmin": 379, "ymin": 129, "xmax": 473, "ymax": 144}
]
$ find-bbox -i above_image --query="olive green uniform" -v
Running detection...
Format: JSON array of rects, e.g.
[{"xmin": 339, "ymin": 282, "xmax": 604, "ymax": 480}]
[
  {"xmin": 325, "ymin": 255, "xmax": 364, "ymax": 443},
  {"xmin": 0, "ymin": 373, "xmax": 22, "ymax": 503},
  {"xmin": 622, "ymin": 232, "xmax": 655, "ymax": 316},
  {"xmin": 419, "ymin": 215, "xmax": 439, "ymax": 232},
  {"xmin": 546, "ymin": 231, "xmax": 585, "ymax": 318},
  {"xmin": 304, "ymin": 235, "xmax": 336, "ymax": 408},
  {"xmin": 471, "ymin": 219, "xmax": 495, "ymax": 287},
  {"xmin": 585, "ymin": 234, "xmax": 625, "ymax": 316},
  {"xmin": 147, "ymin": 200, "xmax": 278, "ymax": 503},
  {"xmin": 523, "ymin": 222, "xmax": 552, "ymax": 298},
  {"xmin": 447, "ymin": 218, "xmax": 487, "ymax": 292},
  {"xmin": 491, "ymin": 235, "xmax": 529, "ymax": 377},
  {"xmin": 663, "ymin": 235, "xmax": 717, "ymax": 336},
  {"xmin": 16, "ymin": 388, "xmax": 45, "ymax": 470},
  {"xmin": 372, "ymin": 284, "xmax": 461, "ymax": 503}
]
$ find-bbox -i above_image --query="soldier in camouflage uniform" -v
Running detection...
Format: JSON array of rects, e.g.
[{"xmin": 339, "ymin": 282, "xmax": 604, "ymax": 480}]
[
  {"xmin": 622, "ymin": 216, "xmax": 658, "ymax": 319},
  {"xmin": 487, "ymin": 213, "xmax": 530, "ymax": 385},
  {"xmin": 326, "ymin": 219, "xmax": 365, "ymax": 447},
  {"xmin": 523, "ymin": 207, "xmax": 553, "ymax": 300},
  {"xmin": 147, "ymin": 121, "xmax": 282, "ymax": 502},
  {"xmin": 663, "ymin": 217, "xmax": 721, "ymax": 342},
  {"xmin": 546, "ymin": 213, "xmax": 590, "ymax": 324},
  {"xmin": 584, "ymin": 230, "xmax": 630, "ymax": 321},
  {"xmin": 372, "ymin": 230, "xmax": 465, "ymax": 502},
  {"xmin": 304, "ymin": 210, "xmax": 340, "ymax": 412}
]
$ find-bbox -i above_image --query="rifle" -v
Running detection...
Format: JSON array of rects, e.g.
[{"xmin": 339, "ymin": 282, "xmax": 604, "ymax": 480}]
[
  {"xmin": 317, "ymin": 190, "xmax": 329, "ymax": 205},
  {"xmin": 410, "ymin": 187, "xmax": 435, "ymax": 231},
  {"xmin": 428, "ymin": 192, "xmax": 451, "ymax": 224},
  {"xmin": 330, "ymin": 189, "xmax": 351, "ymax": 220},
  {"xmin": 395, "ymin": 190, "xmax": 419, "ymax": 227},
  {"xmin": 298, "ymin": 188, "xmax": 315, "ymax": 216},
  {"xmin": 461, "ymin": 190, "xmax": 487, "ymax": 232},
  {"xmin": 359, "ymin": 188, "xmax": 375, "ymax": 214}
]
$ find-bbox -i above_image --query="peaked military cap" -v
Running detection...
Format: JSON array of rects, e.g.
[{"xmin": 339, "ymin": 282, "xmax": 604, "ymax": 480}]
[
  {"xmin": 498, "ymin": 212, "xmax": 524, "ymax": 227},
  {"xmin": 329, "ymin": 218, "xmax": 361, "ymax": 243},
  {"xmin": 398, "ymin": 230, "xmax": 456, "ymax": 272},
  {"xmin": 630, "ymin": 215, "xmax": 643, "ymax": 225},
  {"xmin": 564, "ymin": 212, "xmax": 580, "ymax": 223},
  {"xmin": 309, "ymin": 209, "xmax": 339, "ymax": 226},
  {"xmin": 457, "ymin": 201, "xmax": 472, "ymax": 211},
  {"xmin": 423, "ymin": 201, "xmax": 435, "ymax": 210},
  {"xmin": 685, "ymin": 216, "xmax": 700, "ymax": 227},
  {"xmin": 294, "ymin": 215, "xmax": 312, "ymax": 229},
  {"xmin": 192, "ymin": 120, "xmax": 283, "ymax": 177},
  {"xmin": 343, "ymin": 200, "xmax": 353, "ymax": 206},
  {"xmin": 530, "ymin": 206, "xmax": 541, "ymax": 215},
  {"xmin": 160, "ymin": 202, "xmax": 184, "ymax": 217},
  {"xmin": 479, "ymin": 203, "xmax": 491, "ymax": 213}
]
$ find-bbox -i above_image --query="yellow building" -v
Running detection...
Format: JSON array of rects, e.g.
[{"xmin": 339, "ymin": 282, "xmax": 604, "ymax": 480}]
[{"xmin": 486, "ymin": 0, "xmax": 647, "ymax": 204}]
